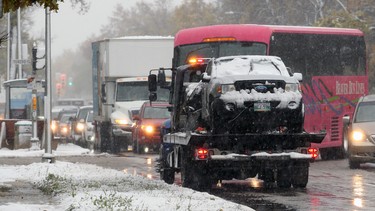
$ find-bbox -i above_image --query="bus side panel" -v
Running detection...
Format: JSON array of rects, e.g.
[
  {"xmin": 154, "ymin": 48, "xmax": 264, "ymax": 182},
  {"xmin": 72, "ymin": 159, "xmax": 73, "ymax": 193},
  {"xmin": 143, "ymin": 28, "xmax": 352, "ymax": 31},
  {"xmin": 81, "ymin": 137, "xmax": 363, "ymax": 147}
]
[{"xmin": 304, "ymin": 76, "xmax": 368, "ymax": 148}]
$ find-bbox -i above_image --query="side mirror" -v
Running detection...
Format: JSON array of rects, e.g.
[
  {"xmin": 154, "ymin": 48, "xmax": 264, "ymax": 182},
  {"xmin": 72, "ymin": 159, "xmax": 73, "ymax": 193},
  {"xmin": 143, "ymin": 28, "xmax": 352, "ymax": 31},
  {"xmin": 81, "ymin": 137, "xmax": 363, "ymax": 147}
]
[
  {"xmin": 158, "ymin": 69, "xmax": 166, "ymax": 86},
  {"xmin": 149, "ymin": 92, "xmax": 157, "ymax": 101},
  {"xmin": 293, "ymin": 73, "xmax": 303, "ymax": 82},
  {"xmin": 202, "ymin": 72, "xmax": 211, "ymax": 82},
  {"xmin": 148, "ymin": 74, "xmax": 157, "ymax": 92},
  {"xmin": 343, "ymin": 116, "xmax": 350, "ymax": 126}
]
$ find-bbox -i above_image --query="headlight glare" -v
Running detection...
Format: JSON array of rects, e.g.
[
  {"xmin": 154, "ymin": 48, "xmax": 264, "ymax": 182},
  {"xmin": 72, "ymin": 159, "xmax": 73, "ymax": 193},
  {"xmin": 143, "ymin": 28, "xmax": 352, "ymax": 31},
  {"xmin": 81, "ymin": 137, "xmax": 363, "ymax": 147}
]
[
  {"xmin": 76, "ymin": 123, "xmax": 85, "ymax": 131},
  {"xmin": 352, "ymin": 130, "xmax": 365, "ymax": 141},
  {"xmin": 115, "ymin": 119, "xmax": 129, "ymax": 125},
  {"xmin": 142, "ymin": 125, "xmax": 154, "ymax": 134}
]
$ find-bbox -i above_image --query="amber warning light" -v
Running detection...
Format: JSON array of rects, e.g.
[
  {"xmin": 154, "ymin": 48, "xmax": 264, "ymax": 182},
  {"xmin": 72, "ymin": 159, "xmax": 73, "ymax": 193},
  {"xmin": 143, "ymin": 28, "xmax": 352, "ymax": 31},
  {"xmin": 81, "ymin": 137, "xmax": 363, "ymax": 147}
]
[
  {"xmin": 188, "ymin": 58, "xmax": 205, "ymax": 65},
  {"xmin": 202, "ymin": 37, "xmax": 236, "ymax": 42}
]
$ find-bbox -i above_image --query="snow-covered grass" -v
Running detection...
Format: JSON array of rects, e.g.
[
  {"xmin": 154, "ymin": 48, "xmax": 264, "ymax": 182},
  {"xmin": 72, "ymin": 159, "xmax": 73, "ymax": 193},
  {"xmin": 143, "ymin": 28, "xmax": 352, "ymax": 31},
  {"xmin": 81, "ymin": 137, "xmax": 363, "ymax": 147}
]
[{"xmin": 0, "ymin": 144, "xmax": 254, "ymax": 211}]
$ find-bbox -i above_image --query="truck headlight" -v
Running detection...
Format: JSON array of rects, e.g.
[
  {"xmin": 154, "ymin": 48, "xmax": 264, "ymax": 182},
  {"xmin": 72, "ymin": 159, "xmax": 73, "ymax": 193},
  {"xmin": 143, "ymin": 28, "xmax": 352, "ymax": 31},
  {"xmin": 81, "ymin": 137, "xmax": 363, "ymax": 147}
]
[
  {"xmin": 220, "ymin": 84, "xmax": 236, "ymax": 94},
  {"xmin": 285, "ymin": 83, "xmax": 299, "ymax": 92},
  {"xmin": 352, "ymin": 130, "xmax": 366, "ymax": 142},
  {"xmin": 115, "ymin": 119, "xmax": 129, "ymax": 125}
]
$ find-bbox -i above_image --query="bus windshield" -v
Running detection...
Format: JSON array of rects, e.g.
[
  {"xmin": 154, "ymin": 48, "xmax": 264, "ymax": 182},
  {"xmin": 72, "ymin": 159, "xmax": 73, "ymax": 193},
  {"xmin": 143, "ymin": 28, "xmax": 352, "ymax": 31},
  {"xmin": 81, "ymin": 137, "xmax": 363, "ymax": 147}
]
[{"xmin": 175, "ymin": 42, "xmax": 267, "ymax": 67}]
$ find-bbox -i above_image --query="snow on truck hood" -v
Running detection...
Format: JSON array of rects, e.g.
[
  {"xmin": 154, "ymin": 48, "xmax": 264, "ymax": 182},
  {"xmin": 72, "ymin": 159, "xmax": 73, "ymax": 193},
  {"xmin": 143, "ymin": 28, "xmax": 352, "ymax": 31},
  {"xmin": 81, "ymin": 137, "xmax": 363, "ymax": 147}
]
[
  {"xmin": 212, "ymin": 55, "xmax": 291, "ymax": 78},
  {"xmin": 210, "ymin": 56, "xmax": 302, "ymax": 109}
]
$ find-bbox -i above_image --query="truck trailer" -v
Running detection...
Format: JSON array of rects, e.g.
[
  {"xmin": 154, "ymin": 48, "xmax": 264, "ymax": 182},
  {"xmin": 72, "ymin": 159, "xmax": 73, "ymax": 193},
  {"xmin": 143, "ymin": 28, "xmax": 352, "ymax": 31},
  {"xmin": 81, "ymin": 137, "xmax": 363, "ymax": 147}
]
[{"xmin": 91, "ymin": 36, "xmax": 174, "ymax": 153}]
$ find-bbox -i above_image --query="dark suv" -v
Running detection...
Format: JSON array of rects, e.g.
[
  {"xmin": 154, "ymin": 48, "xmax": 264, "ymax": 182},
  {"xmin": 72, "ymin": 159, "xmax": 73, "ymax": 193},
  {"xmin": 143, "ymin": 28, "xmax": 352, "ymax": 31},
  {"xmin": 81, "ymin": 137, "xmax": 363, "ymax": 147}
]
[{"xmin": 200, "ymin": 55, "xmax": 304, "ymax": 134}]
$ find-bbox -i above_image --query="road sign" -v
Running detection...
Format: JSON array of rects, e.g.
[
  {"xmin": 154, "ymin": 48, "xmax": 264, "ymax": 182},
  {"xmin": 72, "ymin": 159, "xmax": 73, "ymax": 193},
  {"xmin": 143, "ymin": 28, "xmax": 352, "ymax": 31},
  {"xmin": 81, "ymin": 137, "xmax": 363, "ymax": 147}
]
[{"xmin": 13, "ymin": 59, "xmax": 30, "ymax": 65}]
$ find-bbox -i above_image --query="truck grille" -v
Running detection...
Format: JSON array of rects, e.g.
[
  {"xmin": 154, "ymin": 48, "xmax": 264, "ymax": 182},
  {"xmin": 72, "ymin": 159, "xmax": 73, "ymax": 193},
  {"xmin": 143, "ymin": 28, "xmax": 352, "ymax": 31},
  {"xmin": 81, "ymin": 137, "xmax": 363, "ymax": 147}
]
[{"xmin": 234, "ymin": 80, "xmax": 286, "ymax": 93}]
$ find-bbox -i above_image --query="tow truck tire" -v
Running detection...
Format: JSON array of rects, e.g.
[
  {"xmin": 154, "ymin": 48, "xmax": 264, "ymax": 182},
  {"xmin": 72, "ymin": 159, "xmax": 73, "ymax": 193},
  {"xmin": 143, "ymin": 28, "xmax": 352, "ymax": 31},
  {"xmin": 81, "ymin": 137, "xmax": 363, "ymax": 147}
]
[
  {"xmin": 181, "ymin": 147, "xmax": 211, "ymax": 191},
  {"xmin": 161, "ymin": 169, "xmax": 175, "ymax": 184},
  {"xmin": 292, "ymin": 165, "xmax": 309, "ymax": 188},
  {"xmin": 277, "ymin": 168, "xmax": 291, "ymax": 188},
  {"xmin": 159, "ymin": 146, "xmax": 175, "ymax": 184}
]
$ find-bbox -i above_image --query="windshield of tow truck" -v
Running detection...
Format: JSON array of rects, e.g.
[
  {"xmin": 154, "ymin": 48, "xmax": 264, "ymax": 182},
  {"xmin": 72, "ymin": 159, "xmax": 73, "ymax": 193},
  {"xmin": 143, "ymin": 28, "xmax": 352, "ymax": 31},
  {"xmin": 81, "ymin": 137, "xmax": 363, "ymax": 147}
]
[{"xmin": 116, "ymin": 81, "xmax": 169, "ymax": 102}]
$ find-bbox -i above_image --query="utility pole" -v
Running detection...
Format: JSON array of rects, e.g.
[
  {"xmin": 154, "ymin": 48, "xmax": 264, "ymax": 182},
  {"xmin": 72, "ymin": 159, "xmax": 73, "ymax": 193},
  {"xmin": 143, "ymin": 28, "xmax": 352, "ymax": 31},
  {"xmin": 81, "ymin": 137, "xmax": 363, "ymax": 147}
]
[{"xmin": 42, "ymin": 7, "xmax": 54, "ymax": 163}]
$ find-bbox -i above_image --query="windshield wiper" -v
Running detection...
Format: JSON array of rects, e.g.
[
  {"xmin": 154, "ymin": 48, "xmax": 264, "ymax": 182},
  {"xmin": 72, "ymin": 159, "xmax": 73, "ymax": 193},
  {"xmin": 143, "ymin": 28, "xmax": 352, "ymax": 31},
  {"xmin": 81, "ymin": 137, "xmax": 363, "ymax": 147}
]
[{"xmin": 271, "ymin": 61, "xmax": 282, "ymax": 74}]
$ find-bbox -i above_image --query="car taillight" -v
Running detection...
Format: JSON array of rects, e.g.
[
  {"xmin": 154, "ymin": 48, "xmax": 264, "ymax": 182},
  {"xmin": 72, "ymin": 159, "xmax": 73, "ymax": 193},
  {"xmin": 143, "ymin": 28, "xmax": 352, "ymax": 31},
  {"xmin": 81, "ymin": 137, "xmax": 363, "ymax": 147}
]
[
  {"xmin": 195, "ymin": 148, "xmax": 209, "ymax": 160},
  {"xmin": 308, "ymin": 148, "xmax": 318, "ymax": 159}
]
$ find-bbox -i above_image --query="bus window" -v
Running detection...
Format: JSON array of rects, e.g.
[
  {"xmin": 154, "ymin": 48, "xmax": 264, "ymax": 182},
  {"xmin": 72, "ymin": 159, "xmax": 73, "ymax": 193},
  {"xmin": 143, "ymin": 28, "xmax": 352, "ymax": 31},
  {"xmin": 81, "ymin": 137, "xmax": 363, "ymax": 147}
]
[{"xmin": 269, "ymin": 33, "xmax": 366, "ymax": 80}]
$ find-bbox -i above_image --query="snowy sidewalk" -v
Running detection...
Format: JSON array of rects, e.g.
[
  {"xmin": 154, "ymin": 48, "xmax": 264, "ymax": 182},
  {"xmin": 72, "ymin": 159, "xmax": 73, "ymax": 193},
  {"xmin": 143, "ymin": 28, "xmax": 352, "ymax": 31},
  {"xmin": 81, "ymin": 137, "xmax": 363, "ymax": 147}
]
[{"xmin": 0, "ymin": 144, "xmax": 254, "ymax": 211}]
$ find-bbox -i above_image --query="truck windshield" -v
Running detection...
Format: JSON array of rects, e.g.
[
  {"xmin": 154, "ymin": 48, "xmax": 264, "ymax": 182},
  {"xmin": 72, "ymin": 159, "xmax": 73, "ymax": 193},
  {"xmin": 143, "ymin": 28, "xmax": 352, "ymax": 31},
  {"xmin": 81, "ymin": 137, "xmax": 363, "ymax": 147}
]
[{"xmin": 116, "ymin": 81, "xmax": 169, "ymax": 102}]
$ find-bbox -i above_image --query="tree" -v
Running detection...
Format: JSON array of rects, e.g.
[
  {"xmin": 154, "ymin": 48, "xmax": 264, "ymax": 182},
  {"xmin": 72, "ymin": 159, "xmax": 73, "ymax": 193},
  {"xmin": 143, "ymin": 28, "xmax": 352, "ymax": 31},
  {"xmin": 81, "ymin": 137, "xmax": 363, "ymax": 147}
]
[
  {"xmin": 100, "ymin": 0, "xmax": 174, "ymax": 37},
  {"xmin": 172, "ymin": 0, "xmax": 218, "ymax": 32}
]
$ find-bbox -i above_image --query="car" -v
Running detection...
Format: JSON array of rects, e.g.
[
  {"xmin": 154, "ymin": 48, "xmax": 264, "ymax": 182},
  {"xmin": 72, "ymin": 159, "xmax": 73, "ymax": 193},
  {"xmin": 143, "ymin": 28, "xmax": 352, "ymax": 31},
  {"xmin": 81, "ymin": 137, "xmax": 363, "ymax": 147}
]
[
  {"xmin": 51, "ymin": 108, "xmax": 78, "ymax": 141},
  {"xmin": 71, "ymin": 105, "xmax": 93, "ymax": 145},
  {"xmin": 200, "ymin": 55, "xmax": 304, "ymax": 134},
  {"xmin": 76, "ymin": 110, "xmax": 95, "ymax": 150},
  {"xmin": 343, "ymin": 94, "xmax": 375, "ymax": 169},
  {"xmin": 132, "ymin": 102, "xmax": 171, "ymax": 154}
]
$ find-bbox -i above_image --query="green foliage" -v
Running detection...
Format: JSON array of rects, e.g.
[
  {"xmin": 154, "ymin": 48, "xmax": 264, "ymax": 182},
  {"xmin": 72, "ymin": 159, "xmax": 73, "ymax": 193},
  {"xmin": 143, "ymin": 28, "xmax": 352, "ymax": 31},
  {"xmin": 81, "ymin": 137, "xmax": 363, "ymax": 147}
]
[
  {"xmin": 314, "ymin": 11, "xmax": 370, "ymax": 34},
  {"xmin": 36, "ymin": 173, "xmax": 69, "ymax": 195},
  {"xmin": 2, "ymin": 0, "xmax": 62, "ymax": 12},
  {"xmin": 91, "ymin": 191, "xmax": 133, "ymax": 210}
]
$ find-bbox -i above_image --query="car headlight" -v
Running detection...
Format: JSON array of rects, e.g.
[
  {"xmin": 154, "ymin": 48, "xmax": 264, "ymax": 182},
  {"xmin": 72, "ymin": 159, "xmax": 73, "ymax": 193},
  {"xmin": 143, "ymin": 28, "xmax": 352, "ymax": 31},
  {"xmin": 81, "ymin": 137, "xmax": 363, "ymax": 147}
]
[
  {"xmin": 218, "ymin": 84, "xmax": 235, "ymax": 94},
  {"xmin": 76, "ymin": 123, "xmax": 85, "ymax": 132},
  {"xmin": 61, "ymin": 126, "xmax": 68, "ymax": 134},
  {"xmin": 51, "ymin": 121, "xmax": 57, "ymax": 132},
  {"xmin": 285, "ymin": 83, "xmax": 300, "ymax": 92},
  {"xmin": 141, "ymin": 125, "xmax": 154, "ymax": 134},
  {"xmin": 115, "ymin": 119, "xmax": 129, "ymax": 125},
  {"xmin": 352, "ymin": 130, "xmax": 366, "ymax": 142}
]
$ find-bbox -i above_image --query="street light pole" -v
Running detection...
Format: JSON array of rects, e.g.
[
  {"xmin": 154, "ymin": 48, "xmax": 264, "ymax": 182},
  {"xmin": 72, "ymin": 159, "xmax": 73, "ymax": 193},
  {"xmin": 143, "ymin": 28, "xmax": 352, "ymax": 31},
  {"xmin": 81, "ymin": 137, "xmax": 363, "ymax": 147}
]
[{"xmin": 42, "ymin": 6, "xmax": 54, "ymax": 163}]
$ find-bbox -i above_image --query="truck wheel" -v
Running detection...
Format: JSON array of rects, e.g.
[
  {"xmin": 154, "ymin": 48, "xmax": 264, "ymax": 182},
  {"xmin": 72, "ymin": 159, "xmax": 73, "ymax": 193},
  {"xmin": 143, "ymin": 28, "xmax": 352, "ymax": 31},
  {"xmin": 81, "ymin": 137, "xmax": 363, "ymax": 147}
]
[
  {"xmin": 136, "ymin": 140, "xmax": 143, "ymax": 154},
  {"xmin": 159, "ymin": 145, "xmax": 175, "ymax": 184},
  {"xmin": 277, "ymin": 168, "xmax": 291, "ymax": 188},
  {"xmin": 132, "ymin": 139, "xmax": 138, "ymax": 153},
  {"xmin": 161, "ymin": 169, "xmax": 175, "ymax": 184},
  {"xmin": 292, "ymin": 164, "xmax": 309, "ymax": 188},
  {"xmin": 348, "ymin": 157, "xmax": 360, "ymax": 169}
]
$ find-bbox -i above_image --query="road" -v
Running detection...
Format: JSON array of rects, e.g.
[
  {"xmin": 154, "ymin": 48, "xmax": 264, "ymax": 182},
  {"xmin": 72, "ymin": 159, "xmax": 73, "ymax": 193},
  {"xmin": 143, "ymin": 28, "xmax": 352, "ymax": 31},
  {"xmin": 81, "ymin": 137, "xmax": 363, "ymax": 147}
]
[{"xmin": 1, "ymin": 152, "xmax": 375, "ymax": 210}]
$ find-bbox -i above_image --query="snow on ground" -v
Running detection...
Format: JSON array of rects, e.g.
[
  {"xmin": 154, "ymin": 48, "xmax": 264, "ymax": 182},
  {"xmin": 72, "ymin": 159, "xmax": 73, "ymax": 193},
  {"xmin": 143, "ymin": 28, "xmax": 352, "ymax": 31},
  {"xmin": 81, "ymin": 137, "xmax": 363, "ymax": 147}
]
[{"xmin": 0, "ymin": 144, "xmax": 254, "ymax": 211}]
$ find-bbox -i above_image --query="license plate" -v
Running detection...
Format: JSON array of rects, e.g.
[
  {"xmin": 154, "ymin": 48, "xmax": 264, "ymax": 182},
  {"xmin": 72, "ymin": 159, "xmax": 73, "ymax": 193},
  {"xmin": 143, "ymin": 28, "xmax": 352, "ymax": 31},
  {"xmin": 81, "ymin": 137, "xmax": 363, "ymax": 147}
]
[{"xmin": 254, "ymin": 102, "xmax": 271, "ymax": 112}]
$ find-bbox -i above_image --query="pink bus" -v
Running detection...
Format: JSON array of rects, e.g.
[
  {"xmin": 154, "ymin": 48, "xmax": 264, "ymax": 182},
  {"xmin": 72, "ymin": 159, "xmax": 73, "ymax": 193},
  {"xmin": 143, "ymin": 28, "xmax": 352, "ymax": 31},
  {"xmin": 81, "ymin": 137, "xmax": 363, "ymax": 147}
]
[{"xmin": 173, "ymin": 24, "xmax": 368, "ymax": 160}]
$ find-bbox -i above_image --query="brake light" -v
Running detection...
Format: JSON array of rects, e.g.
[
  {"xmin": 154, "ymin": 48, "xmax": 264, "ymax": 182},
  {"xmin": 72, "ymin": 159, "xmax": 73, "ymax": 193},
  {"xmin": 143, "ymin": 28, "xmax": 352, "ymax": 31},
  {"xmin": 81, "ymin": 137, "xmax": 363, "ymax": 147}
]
[
  {"xmin": 195, "ymin": 148, "xmax": 209, "ymax": 160},
  {"xmin": 202, "ymin": 37, "xmax": 236, "ymax": 42},
  {"xmin": 308, "ymin": 148, "xmax": 318, "ymax": 159}
]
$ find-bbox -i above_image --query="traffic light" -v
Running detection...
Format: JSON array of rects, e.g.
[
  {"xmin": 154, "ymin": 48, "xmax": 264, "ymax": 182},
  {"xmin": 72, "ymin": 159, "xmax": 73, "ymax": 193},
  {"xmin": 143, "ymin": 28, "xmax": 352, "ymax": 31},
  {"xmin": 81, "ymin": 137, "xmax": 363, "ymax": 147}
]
[
  {"xmin": 68, "ymin": 77, "xmax": 73, "ymax": 86},
  {"xmin": 56, "ymin": 83, "xmax": 62, "ymax": 96},
  {"xmin": 32, "ymin": 46, "xmax": 37, "ymax": 75},
  {"xmin": 60, "ymin": 74, "xmax": 66, "ymax": 87}
]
